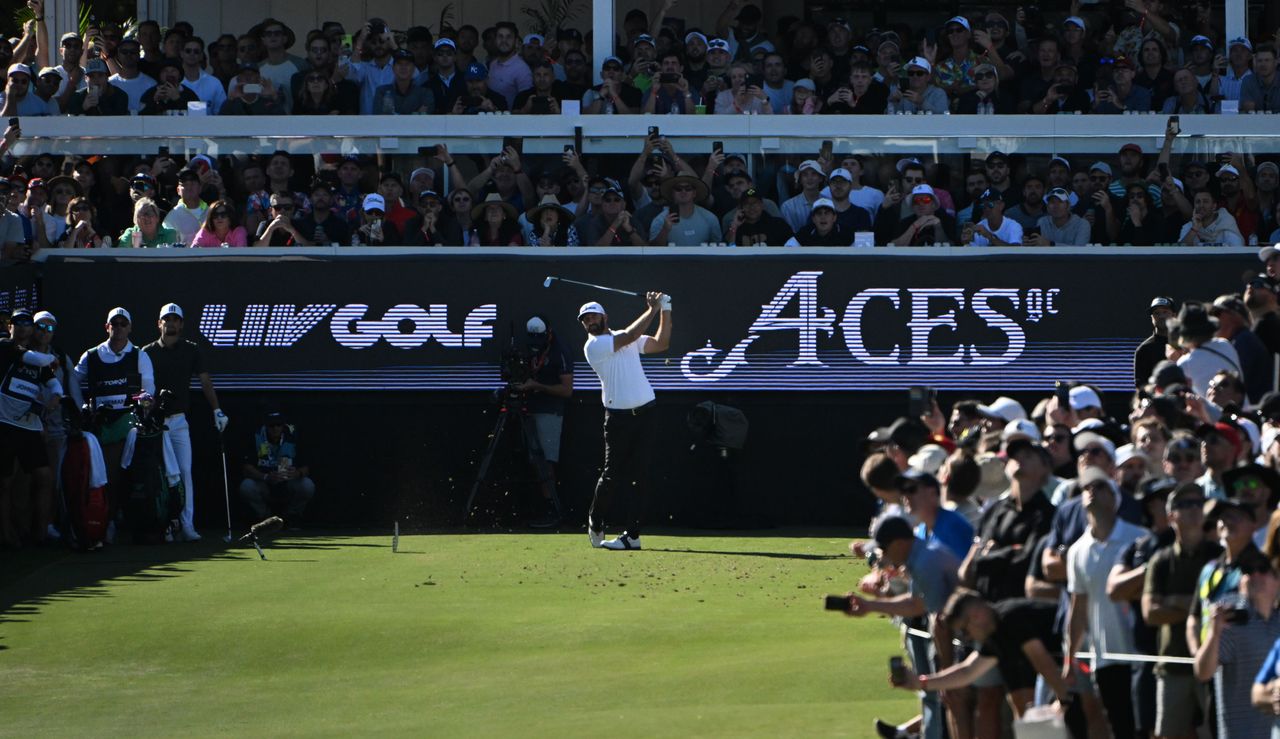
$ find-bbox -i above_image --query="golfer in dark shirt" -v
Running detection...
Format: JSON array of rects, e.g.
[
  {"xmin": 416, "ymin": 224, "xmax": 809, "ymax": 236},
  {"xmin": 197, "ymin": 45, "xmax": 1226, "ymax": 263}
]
[{"xmin": 141, "ymin": 302, "xmax": 226, "ymax": 540}]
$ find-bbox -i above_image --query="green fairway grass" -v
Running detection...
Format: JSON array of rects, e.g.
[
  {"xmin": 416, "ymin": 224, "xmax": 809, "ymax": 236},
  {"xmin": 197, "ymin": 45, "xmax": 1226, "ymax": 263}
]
[{"xmin": 1, "ymin": 531, "xmax": 914, "ymax": 738}]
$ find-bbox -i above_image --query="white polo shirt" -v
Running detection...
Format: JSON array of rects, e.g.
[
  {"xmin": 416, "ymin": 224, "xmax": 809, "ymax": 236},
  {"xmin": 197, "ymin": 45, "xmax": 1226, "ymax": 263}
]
[
  {"xmin": 971, "ymin": 216, "xmax": 1024, "ymax": 246},
  {"xmin": 1067, "ymin": 517, "xmax": 1148, "ymax": 668},
  {"xmin": 584, "ymin": 331, "xmax": 655, "ymax": 410}
]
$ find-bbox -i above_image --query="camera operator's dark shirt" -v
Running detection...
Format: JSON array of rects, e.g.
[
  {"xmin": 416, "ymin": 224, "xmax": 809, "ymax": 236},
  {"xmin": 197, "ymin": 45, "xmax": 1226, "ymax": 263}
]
[{"xmin": 527, "ymin": 336, "xmax": 572, "ymax": 415}]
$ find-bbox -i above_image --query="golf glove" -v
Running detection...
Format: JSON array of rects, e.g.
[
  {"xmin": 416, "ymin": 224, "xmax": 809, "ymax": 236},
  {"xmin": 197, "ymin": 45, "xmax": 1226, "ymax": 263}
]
[
  {"xmin": 214, "ymin": 409, "xmax": 229, "ymax": 433},
  {"xmin": 660, "ymin": 294, "xmax": 672, "ymax": 311}
]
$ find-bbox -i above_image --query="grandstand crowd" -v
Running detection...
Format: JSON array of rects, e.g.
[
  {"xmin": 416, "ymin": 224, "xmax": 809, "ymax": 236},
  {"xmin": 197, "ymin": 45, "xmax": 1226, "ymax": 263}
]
[{"xmin": 852, "ymin": 275, "xmax": 1280, "ymax": 738}]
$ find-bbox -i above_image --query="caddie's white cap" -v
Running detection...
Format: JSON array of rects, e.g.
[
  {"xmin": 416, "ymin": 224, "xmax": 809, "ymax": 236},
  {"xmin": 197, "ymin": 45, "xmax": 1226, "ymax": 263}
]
[
  {"xmin": 160, "ymin": 303, "xmax": 183, "ymax": 319},
  {"xmin": 526, "ymin": 316, "xmax": 547, "ymax": 334},
  {"xmin": 107, "ymin": 307, "xmax": 131, "ymax": 323},
  {"xmin": 33, "ymin": 310, "xmax": 56, "ymax": 325},
  {"xmin": 577, "ymin": 301, "xmax": 605, "ymax": 319}
]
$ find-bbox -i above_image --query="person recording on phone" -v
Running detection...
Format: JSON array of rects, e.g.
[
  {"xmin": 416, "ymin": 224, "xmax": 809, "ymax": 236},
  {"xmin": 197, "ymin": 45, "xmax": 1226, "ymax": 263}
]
[
  {"xmin": 840, "ymin": 515, "xmax": 960, "ymax": 739},
  {"xmin": 67, "ymin": 59, "xmax": 127, "ymax": 115},
  {"xmin": 642, "ymin": 52, "xmax": 697, "ymax": 114},
  {"xmin": 580, "ymin": 292, "xmax": 671, "ymax": 551}
]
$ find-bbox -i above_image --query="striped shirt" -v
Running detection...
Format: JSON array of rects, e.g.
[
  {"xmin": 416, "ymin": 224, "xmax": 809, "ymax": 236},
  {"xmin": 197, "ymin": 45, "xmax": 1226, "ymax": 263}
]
[{"xmin": 1217, "ymin": 609, "xmax": 1280, "ymax": 739}]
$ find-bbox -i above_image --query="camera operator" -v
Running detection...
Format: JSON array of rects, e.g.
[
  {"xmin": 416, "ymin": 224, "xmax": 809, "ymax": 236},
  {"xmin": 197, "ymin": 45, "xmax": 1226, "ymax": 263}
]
[
  {"xmin": 511, "ymin": 316, "xmax": 573, "ymax": 528},
  {"xmin": 239, "ymin": 410, "xmax": 314, "ymax": 525},
  {"xmin": 0, "ymin": 309, "xmax": 62, "ymax": 549}
]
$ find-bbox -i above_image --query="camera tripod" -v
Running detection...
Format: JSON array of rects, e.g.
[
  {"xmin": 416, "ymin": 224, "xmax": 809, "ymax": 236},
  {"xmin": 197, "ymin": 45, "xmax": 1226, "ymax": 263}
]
[{"xmin": 463, "ymin": 388, "xmax": 562, "ymax": 520}]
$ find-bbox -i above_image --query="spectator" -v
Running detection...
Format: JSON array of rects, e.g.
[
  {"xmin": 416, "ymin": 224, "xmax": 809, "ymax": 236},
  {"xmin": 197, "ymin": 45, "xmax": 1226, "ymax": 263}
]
[
  {"xmin": 107, "ymin": 38, "xmax": 156, "ymax": 114},
  {"xmin": 649, "ymin": 175, "xmax": 721, "ymax": 245},
  {"xmin": 221, "ymin": 64, "xmax": 282, "ymax": 115},
  {"xmin": 956, "ymin": 62, "xmax": 1012, "ymax": 114},
  {"xmin": 487, "ymin": 22, "xmax": 532, "ymax": 108},
  {"xmin": 819, "ymin": 168, "xmax": 872, "ymax": 233},
  {"xmin": 1065, "ymin": 468, "xmax": 1149, "ymax": 739},
  {"xmin": 191, "ymin": 199, "xmax": 247, "ymax": 247},
  {"xmin": 1005, "ymin": 176, "xmax": 1047, "ymax": 231},
  {"xmin": 781, "ymin": 160, "xmax": 827, "ymax": 232},
  {"xmin": 887, "ymin": 185, "xmax": 956, "ymax": 247},
  {"xmin": 1210, "ymin": 295, "xmax": 1270, "ymax": 403},
  {"xmin": 372, "ymin": 49, "xmax": 434, "ymax": 114},
  {"xmin": 351, "ymin": 194, "xmax": 399, "ymax": 246},
  {"xmin": 1134, "ymin": 38, "xmax": 1176, "ymax": 111},
  {"xmin": 1116, "ymin": 184, "xmax": 1164, "ymax": 246},
  {"xmin": 375, "ymin": 173, "xmax": 416, "ymax": 233},
  {"xmin": 471, "ymin": 194, "xmax": 523, "ymax": 246},
  {"xmin": 56, "ymin": 196, "xmax": 104, "ymax": 247},
  {"xmin": 207, "ymin": 34, "xmax": 239, "ymax": 86},
  {"xmin": 451, "ymin": 62, "xmax": 508, "ymax": 114},
  {"xmin": 1164, "ymin": 66, "xmax": 1217, "ymax": 114},
  {"xmin": 824, "ymin": 60, "xmax": 888, "ymax": 114},
  {"xmin": 784, "ymin": 198, "xmax": 852, "ymax": 246},
  {"xmin": 963, "ymin": 189, "xmax": 1022, "ymax": 246},
  {"xmin": 1195, "ymin": 555, "xmax": 1280, "ymax": 739},
  {"xmin": 239, "ymin": 411, "xmax": 315, "ymax": 524},
  {"xmin": 119, "ymin": 197, "xmax": 178, "ymax": 247},
  {"xmin": 513, "ymin": 61, "xmax": 565, "ymax": 114},
  {"xmin": 712, "ymin": 62, "xmax": 771, "ymax": 115},
  {"xmin": 423, "ymin": 39, "xmax": 466, "ymax": 114},
  {"xmin": 290, "ymin": 33, "xmax": 356, "ymax": 114},
  {"xmin": 557, "ymin": 48, "xmax": 590, "ymax": 100},
  {"xmin": 1017, "ymin": 37, "xmax": 1063, "ymax": 113},
  {"xmin": 68, "ymin": 59, "xmax": 128, "ymax": 116},
  {"xmin": 162, "ymin": 168, "xmax": 207, "ymax": 245},
  {"xmin": 1136, "ymin": 297, "xmax": 1175, "ymax": 388},
  {"xmin": 642, "ymin": 53, "xmax": 695, "ymax": 114},
  {"xmin": 1219, "ymin": 37, "xmax": 1254, "ymax": 102},
  {"xmin": 783, "ymin": 78, "xmax": 820, "ymax": 114},
  {"xmin": 402, "ymin": 190, "xmax": 462, "ymax": 246},
  {"xmin": 758, "ymin": 52, "xmax": 791, "ymax": 112},
  {"xmin": 898, "ymin": 468, "xmax": 974, "ymax": 559},
  {"xmin": 446, "ymin": 188, "xmax": 476, "ymax": 244},
  {"xmin": 627, "ymin": 34, "xmax": 659, "ymax": 94},
  {"xmin": 346, "ymin": 19, "xmax": 400, "ymax": 115},
  {"xmin": 1091, "ymin": 56, "xmax": 1152, "ymax": 114},
  {"xmin": 700, "ymin": 39, "xmax": 735, "ymax": 108},
  {"xmin": 0, "ymin": 64, "xmax": 52, "ymax": 116},
  {"xmin": 293, "ymin": 180, "xmax": 349, "ymax": 247},
  {"xmin": 294, "ymin": 67, "xmax": 344, "ymax": 115},
  {"xmin": 1033, "ymin": 63, "xmax": 1091, "ymax": 114},
  {"xmin": 139, "ymin": 57, "xmax": 198, "ymax": 115},
  {"xmin": 1240, "ymin": 43, "xmax": 1279, "ymax": 113},
  {"xmin": 524, "ymin": 195, "xmax": 578, "ymax": 246},
  {"xmin": 955, "ymin": 168, "xmax": 989, "ymax": 225},
  {"xmin": 848, "ymin": 515, "xmax": 960, "ymax": 739},
  {"xmin": 48, "ymin": 32, "xmax": 85, "ymax": 111},
  {"xmin": 1027, "ymin": 187, "xmax": 1091, "ymax": 246},
  {"xmin": 982, "ymin": 151, "xmax": 1016, "ymax": 205},
  {"xmin": 176, "ymin": 36, "xmax": 226, "ymax": 114},
  {"xmin": 257, "ymin": 19, "xmax": 302, "ymax": 112},
  {"xmin": 723, "ymin": 187, "xmax": 790, "ymax": 246},
  {"xmin": 254, "ymin": 191, "xmax": 308, "ymax": 246},
  {"xmin": 888, "ymin": 57, "xmax": 947, "ymax": 114}
]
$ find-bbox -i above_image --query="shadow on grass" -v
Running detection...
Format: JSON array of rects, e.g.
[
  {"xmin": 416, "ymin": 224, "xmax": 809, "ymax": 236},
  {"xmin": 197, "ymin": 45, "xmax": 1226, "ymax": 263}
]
[{"xmin": 645, "ymin": 547, "xmax": 846, "ymax": 561}]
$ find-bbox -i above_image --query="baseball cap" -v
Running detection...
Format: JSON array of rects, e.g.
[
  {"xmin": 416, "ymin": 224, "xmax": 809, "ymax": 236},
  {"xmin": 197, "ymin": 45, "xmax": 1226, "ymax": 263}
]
[
  {"xmin": 409, "ymin": 167, "xmax": 435, "ymax": 184},
  {"xmin": 107, "ymin": 307, "xmax": 132, "ymax": 323},
  {"xmin": 633, "ymin": 33, "xmax": 655, "ymax": 47},
  {"xmin": 362, "ymin": 193, "xmax": 386, "ymax": 212},
  {"xmin": 523, "ymin": 33, "xmax": 545, "ymax": 46},
  {"xmin": 1044, "ymin": 187, "xmax": 1071, "ymax": 203},
  {"xmin": 1260, "ymin": 245, "xmax": 1280, "ymax": 262},
  {"xmin": 895, "ymin": 467, "xmax": 940, "ymax": 490},
  {"xmin": 1197, "ymin": 421, "xmax": 1243, "ymax": 457},
  {"xmin": 794, "ymin": 78, "xmax": 816, "ymax": 91},
  {"xmin": 946, "ymin": 16, "xmax": 971, "ymax": 31},
  {"xmin": 1114, "ymin": 443, "xmax": 1150, "ymax": 468},
  {"xmin": 872, "ymin": 516, "xmax": 914, "ymax": 549},
  {"xmin": 1217, "ymin": 164, "xmax": 1241, "ymax": 178},
  {"xmin": 32, "ymin": 310, "xmax": 56, "ymax": 325},
  {"xmin": 811, "ymin": 198, "xmax": 836, "ymax": 212},
  {"xmin": 526, "ymin": 316, "xmax": 547, "ymax": 334},
  {"xmin": 85, "ymin": 58, "xmax": 109, "ymax": 75},
  {"xmin": 417, "ymin": 189, "xmax": 443, "ymax": 203},
  {"xmin": 895, "ymin": 157, "xmax": 923, "ymax": 173},
  {"xmin": 577, "ymin": 301, "xmax": 605, "ymax": 319},
  {"xmin": 684, "ymin": 31, "xmax": 708, "ymax": 46},
  {"xmin": 391, "ymin": 48, "xmax": 415, "ymax": 63},
  {"xmin": 1064, "ymin": 16, "xmax": 1086, "ymax": 30},
  {"xmin": 7, "ymin": 63, "xmax": 32, "ymax": 78},
  {"xmin": 977, "ymin": 396, "xmax": 1026, "ymax": 422},
  {"xmin": 910, "ymin": 184, "xmax": 938, "ymax": 201},
  {"xmin": 1211, "ymin": 294, "xmax": 1248, "ymax": 319},
  {"xmin": 1119, "ymin": 143, "xmax": 1144, "ymax": 155},
  {"xmin": 796, "ymin": 160, "xmax": 826, "ymax": 179},
  {"xmin": 159, "ymin": 303, "xmax": 183, "ymax": 320},
  {"xmin": 1069, "ymin": 385, "xmax": 1102, "ymax": 410},
  {"xmin": 434, "ymin": 38, "xmax": 456, "ymax": 50},
  {"xmin": 60, "ymin": 31, "xmax": 81, "ymax": 44},
  {"xmin": 1079, "ymin": 466, "xmax": 1114, "ymax": 490},
  {"xmin": 1229, "ymin": 37, "xmax": 1253, "ymax": 52},
  {"xmin": 1003, "ymin": 418, "xmax": 1041, "ymax": 442},
  {"xmin": 1089, "ymin": 161, "xmax": 1113, "ymax": 176},
  {"xmin": 37, "ymin": 66, "xmax": 60, "ymax": 79},
  {"xmin": 465, "ymin": 62, "xmax": 488, "ymax": 80},
  {"xmin": 1191, "ymin": 35, "xmax": 1214, "ymax": 49},
  {"xmin": 1149, "ymin": 296, "xmax": 1175, "ymax": 314},
  {"xmin": 906, "ymin": 56, "xmax": 931, "ymax": 74},
  {"xmin": 828, "ymin": 167, "xmax": 853, "ymax": 182},
  {"xmin": 707, "ymin": 38, "xmax": 731, "ymax": 53},
  {"xmin": 739, "ymin": 187, "xmax": 764, "ymax": 205},
  {"xmin": 1074, "ymin": 431, "xmax": 1116, "ymax": 460},
  {"xmin": 601, "ymin": 55, "xmax": 624, "ymax": 69}
]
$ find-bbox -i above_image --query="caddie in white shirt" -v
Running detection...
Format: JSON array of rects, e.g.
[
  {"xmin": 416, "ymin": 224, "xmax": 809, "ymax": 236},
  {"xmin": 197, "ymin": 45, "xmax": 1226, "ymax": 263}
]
[{"xmin": 579, "ymin": 291, "xmax": 671, "ymax": 550}]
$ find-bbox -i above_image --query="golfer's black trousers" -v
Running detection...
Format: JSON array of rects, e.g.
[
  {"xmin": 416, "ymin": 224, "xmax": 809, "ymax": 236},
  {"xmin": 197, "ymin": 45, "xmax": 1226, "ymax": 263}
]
[{"xmin": 589, "ymin": 402, "xmax": 656, "ymax": 537}]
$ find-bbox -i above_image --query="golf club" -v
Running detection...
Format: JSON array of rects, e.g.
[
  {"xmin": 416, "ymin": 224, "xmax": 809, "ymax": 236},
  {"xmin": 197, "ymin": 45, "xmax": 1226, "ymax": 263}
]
[
  {"xmin": 542, "ymin": 276, "xmax": 639, "ymax": 296},
  {"xmin": 219, "ymin": 435, "xmax": 232, "ymax": 543}
]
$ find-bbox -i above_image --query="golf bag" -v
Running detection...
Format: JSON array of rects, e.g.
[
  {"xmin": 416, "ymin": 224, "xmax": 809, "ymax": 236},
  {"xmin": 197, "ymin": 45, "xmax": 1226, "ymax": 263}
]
[
  {"xmin": 122, "ymin": 391, "xmax": 184, "ymax": 545},
  {"xmin": 124, "ymin": 424, "xmax": 183, "ymax": 544},
  {"xmin": 61, "ymin": 430, "xmax": 109, "ymax": 550}
]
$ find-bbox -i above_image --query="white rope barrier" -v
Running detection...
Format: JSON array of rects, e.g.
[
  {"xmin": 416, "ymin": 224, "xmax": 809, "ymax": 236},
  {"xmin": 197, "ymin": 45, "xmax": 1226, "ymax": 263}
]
[{"xmin": 903, "ymin": 627, "xmax": 1196, "ymax": 666}]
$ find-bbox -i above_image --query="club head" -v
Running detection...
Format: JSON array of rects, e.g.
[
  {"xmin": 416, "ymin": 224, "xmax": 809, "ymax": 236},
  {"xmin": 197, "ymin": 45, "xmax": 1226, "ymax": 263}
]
[
  {"xmin": 222, "ymin": 533, "xmax": 233, "ymax": 543},
  {"xmin": 543, "ymin": 276, "xmax": 555, "ymax": 288}
]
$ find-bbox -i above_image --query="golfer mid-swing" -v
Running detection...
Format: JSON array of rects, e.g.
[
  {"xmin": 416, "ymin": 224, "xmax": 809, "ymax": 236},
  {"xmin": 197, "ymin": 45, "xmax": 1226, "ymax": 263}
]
[{"xmin": 579, "ymin": 292, "xmax": 671, "ymax": 550}]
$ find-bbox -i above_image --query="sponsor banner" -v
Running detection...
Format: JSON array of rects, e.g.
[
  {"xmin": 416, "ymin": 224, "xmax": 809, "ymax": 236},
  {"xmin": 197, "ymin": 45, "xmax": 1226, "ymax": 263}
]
[{"xmin": 41, "ymin": 251, "xmax": 1252, "ymax": 392}]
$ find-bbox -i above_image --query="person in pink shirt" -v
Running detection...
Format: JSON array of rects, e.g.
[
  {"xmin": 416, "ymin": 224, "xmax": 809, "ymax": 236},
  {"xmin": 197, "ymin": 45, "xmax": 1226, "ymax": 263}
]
[{"xmin": 191, "ymin": 199, "xmax": 248, "ymax": 246}]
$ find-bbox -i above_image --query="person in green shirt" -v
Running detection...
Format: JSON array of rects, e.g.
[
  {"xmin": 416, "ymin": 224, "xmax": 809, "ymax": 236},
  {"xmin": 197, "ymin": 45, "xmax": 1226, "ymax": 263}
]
[{"xmin": 118, "ymin": 197, "xmax": 180, "ymax": 247}]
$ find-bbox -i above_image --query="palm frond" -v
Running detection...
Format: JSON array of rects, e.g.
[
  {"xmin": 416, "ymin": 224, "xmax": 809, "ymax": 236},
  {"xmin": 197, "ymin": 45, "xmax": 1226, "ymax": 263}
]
[{"xmin": 519, "ymin": 0, "xmax": 581, "ymax": 38}]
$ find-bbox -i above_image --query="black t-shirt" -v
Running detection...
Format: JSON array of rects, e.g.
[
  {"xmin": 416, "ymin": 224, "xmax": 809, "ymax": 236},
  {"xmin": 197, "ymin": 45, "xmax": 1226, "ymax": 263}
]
[
  {"xmin": 791, "ymin": 224, "xmax": 852, "ymax": 246},
  {"xmin": 979, "ymin": 598, "xmax": 1060, "ymax": 689},
  {"xmin": 1253, "ymin": 311, "xmax": 1280, "ymax": 355},
  {"xmin": 525, "ymin": 335, "xmax": 572, "ymax": 415},
  {"xmin": 142, "ymin": 338, "xmax": 205, "ymax": 415},
  {"xmin": 1120, "ymin": 528, "xmax": 1175, "ymax": 654},
  {"xmin": 295, "ymin": 213, "xmax": 351, "ymax": 246},
  {"xmin": 1134, "ymin": 332, "xmax": 1168, "ymax": 387},
  {"xmin": 733, "ymin": 214, "xmax": 793, "ymax": 246},
  {"xmin": 255, "ymin": 220, "xmax": 297, "ymax": 246}
]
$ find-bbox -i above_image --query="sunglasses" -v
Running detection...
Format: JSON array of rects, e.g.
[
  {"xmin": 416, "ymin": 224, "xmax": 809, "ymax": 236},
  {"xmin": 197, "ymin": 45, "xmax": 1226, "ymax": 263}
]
[
  {"xmin": 35, "ymin": 323, "xmax": 55, "ymax": 332},
  {"xmin": 109, "ymin": 320, "xmax": 130, "ymax": 328},
  {"xmin": 366, "ymin": 209, "xmax": 385, "ymax": 216},
  {"xmin": 212, "ymin": 210, "xmax": 230, "ymax": 217},
  {"xmin": 11, "ymin": 318, "xmax": 33, "ymax": 327},
  {"xmin": 1080, "ymin": 447, "xmax": 1108, "ymax": 457},
  {"xmin": 974, "ymin": 72, "xmax": 994, "ymax": 80},
  {"xmin": 1049, "ymin": 433, "xmax": 1071, "ymax": 443},
  {"xmin": 1167, "ymin": 453, "xmax": 1198, "ymax": 464},
  {"xmin": 1233, "ymin": 478, "xmax": 1267, "ymax": 493},
  {"xmin": 908, "ymin": 70, "xmax": 929, "ymax": 76},
  {"xmin": 911, "ymin": 195, "xmax": 935, "ymax": 205},
  {"xmin": 1172, "ymin": 497, "xmax": 1206, "ymax": 510}
]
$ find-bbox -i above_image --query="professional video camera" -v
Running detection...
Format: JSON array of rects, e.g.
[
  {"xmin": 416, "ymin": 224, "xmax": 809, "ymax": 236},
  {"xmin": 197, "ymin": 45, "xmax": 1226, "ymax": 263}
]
[{"xmin": 499, "ymin": 340, "xmax": 532, "ymax": 388}]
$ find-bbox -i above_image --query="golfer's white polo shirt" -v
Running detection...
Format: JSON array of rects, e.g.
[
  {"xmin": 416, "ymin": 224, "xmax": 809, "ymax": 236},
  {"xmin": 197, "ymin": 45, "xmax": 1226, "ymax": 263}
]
[{"xmin": 584, "ymin": 332, "xmax": 655, "ymax": 411}]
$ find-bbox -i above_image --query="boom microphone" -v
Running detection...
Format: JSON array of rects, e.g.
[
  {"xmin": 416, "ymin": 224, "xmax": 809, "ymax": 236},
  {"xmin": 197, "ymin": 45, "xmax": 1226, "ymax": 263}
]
[{"xmin": 239, "ymin": 515, "xmax": 284, "ymax": 542}]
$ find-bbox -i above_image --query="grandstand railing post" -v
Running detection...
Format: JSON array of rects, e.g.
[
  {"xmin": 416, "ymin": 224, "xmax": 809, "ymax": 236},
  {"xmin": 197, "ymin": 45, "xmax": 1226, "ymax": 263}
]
[
  {"xmin": 592, "ymin": 0, "xmax": 615, "ymax": 86},
  {"xmin": 1225, "ymin": 0, "xmax": 1245, "ymax": 44}
]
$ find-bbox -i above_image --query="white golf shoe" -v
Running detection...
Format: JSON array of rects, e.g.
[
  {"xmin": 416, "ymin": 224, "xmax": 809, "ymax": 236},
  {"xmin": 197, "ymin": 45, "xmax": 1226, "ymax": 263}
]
[{"xmin": 601, "ymin": 533, "xmax": 641, "ymax": 550}]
